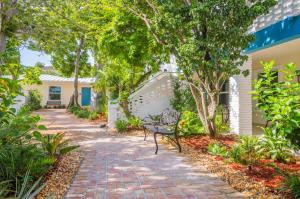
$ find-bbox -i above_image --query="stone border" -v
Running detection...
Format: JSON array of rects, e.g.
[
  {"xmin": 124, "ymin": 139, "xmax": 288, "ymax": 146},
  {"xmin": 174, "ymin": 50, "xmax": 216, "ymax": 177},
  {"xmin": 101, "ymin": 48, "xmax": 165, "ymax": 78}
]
[{"xmin": 36, "ymin": 151, "xmax": 84, "ymax": 199}]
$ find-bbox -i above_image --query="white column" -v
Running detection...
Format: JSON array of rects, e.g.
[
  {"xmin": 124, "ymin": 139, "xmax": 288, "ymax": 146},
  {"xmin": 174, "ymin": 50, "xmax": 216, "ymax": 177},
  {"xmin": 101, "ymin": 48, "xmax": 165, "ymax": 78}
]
[{"xmin": 229, "ymin": 55, "xmax": 253, "ymax": 135}]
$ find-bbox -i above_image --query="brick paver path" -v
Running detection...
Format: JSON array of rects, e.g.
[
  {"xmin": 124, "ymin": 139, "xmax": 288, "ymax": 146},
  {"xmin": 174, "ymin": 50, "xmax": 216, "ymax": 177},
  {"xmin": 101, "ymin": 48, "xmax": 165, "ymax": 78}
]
[{"xmin": 37, "ymin": 109, "xmax": 247, "ymax": 199}]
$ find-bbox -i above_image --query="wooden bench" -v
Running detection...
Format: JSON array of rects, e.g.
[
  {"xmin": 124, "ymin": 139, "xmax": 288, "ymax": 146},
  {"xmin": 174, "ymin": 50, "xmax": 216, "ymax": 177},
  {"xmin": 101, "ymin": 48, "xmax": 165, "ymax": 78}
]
[
  {"xmin": 143, "ymin": 109, "xmax": 182, "ymax": 154},
  {"xmin": 46, "ymin": 100, "xmax": 62, "ymax": 108}
]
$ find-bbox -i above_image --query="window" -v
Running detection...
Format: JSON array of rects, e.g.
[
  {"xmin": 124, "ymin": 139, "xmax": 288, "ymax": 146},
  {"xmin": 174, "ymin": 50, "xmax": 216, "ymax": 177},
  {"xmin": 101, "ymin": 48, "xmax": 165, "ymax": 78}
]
[
  {"xmin": 49, "ymin": 86, "xmax": 61, "ymax": 100},
  {"xmin": 219, "ymin": 80, "xmax": 229, "ymax": 106}
]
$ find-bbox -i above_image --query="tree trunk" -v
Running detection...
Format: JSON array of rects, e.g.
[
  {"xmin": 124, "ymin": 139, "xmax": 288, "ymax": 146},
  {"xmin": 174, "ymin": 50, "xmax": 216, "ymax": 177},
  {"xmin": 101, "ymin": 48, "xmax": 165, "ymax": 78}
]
[
  {"xmin": 69, "ymin": 37, "xmax": 85, "ymax": 107},
  {"xmin": 0, "ymin": 31, "xmax": 6, "ymax": 53},
  {"xmin": 189, "ymin": 84, "xmax": 218, "ymax": 137}
]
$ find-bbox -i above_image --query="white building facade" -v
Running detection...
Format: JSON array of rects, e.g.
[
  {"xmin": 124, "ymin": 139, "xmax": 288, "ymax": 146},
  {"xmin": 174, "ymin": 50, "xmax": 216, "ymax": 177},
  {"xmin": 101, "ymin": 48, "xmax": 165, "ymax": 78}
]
[{"xmin": 230, "ymin": 0, "xmax": 300, "ymax": 135}]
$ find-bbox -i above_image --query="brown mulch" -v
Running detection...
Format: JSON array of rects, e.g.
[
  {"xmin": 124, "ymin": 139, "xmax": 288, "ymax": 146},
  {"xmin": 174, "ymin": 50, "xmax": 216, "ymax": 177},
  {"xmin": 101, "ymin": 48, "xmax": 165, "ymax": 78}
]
[{"xmin": 36, "ymin": 151, "xmax": 84, "ymax": 199}]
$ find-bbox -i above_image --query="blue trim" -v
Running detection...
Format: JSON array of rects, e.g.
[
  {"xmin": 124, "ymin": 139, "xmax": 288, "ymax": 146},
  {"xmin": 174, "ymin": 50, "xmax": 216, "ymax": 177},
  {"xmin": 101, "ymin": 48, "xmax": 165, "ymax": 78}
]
[{"xmin": 246, "ymin": 14, "xmax": 300, "ymax": 53}]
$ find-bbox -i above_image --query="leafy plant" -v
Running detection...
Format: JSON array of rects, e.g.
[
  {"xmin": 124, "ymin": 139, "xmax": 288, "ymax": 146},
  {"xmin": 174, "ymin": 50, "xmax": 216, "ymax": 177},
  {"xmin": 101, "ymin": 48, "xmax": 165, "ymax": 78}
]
[
  {"xmin": 230, "ymin": 145, "xmax": 243, "ymax": 164},
  {"xmin": 33, "ymin": 132, "xmax": 79, "ymax": 158},
  {"xmin": 88, "ymin": 111, "xmax": 98, "ymax": 120},
  {"xmin": 15, "ymin": 171, "xmax": 46, "ymax": 199},
  {"xmin": 115, "ymin": 119, "xmax": 128, "ymax": 132},
  {"xmin": 208, "ymin": 142, "xmax": 228, "ymax": 157},
  {"xmin": 253, "ymin": 62, "xmax": 300, "ymax": 147},
  {"xmin": 282, "ymin": 174, "xmax": 300, "ymax": 199},
  {"xmin": 26, "ymin": 90, "xmax": 42, "ymax": 111},
  {"xmin": 260, "ymin": 128, "xmax": 295, "ymax": 163},
  {"xmin": 234, "ymin": 136, "xmax": 262, "ymax": 170},
  {"xmin": 128, "ymin": 117, "xmax": 143, "ymax": 129},
  {"xmin": 178, "ymin": 111, "xmax": 204, "ymax": 136}
]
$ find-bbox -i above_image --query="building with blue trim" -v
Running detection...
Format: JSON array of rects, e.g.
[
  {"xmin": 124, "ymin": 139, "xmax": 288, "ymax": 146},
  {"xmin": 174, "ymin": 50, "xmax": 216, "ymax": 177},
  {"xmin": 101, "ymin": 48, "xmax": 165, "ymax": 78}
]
[{"xmin": 229, "ymin": 0, "xmax": 300, "ymax": 135}]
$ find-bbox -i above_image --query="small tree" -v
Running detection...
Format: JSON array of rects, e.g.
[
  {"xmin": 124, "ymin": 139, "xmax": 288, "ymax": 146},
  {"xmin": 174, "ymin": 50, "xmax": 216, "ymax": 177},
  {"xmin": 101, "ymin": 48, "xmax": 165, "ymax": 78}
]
[
  {"xmin": 253, "ymin": 61, "xmax": 300, "ymax": 147},
  {"xmin": 119, "ymin": 0, "xmax": 276, "ymax": 137}
]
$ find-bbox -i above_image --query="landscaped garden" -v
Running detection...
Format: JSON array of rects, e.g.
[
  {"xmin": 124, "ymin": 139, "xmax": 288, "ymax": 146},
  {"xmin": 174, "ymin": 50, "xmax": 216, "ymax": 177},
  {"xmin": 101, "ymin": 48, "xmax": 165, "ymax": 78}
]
[{"xmin": 1, "ymin": 0, "xmax": 300, "ymax": 198}]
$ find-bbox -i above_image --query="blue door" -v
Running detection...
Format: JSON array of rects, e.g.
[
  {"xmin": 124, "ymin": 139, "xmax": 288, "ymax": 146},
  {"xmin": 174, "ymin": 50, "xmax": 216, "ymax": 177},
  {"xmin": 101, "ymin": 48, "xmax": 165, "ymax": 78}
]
[{"xmin": 81, "ymin": 87, "xmax": 91, "ymax": 106}]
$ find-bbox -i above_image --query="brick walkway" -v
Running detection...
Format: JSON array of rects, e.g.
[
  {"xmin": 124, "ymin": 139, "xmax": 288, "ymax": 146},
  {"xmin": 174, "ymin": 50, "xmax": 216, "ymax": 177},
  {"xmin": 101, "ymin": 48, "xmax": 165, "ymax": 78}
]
[{"xmin": 37, "ymin": 109, "xmax": 247, "ymax": 199}]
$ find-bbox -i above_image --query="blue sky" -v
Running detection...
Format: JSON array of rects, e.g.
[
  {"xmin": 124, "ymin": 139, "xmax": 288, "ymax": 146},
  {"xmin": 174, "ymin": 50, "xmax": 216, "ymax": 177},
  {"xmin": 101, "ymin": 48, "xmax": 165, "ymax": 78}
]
[
  {"xmin": 20, "ymin": 48, "xmax": 52, "ymax": 66},
  {"xmin": 20, "ymin": 48, "xmax": 94, "ymax": 66}
]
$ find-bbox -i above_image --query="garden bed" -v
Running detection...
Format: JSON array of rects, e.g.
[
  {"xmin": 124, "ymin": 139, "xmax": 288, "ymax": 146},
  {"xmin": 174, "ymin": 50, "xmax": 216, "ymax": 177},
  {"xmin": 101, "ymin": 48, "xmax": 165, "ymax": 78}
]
[
  {"xmin": 36, "ymin": 151, "xmax": 84, "ymax": 199},
  {"xmin": 164, "ymin": 135, "xmax": 300, "ymax": 198}
]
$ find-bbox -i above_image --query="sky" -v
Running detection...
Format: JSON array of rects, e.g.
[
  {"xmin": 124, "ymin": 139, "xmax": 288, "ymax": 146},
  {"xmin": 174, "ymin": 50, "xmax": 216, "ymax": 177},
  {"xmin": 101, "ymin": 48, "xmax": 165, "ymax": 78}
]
[
  {"xmin": 20, "ymin": 48, "xmax": 94, "ymax": 66},
  {"xmin": 20, "ymin": 48, "xmax": 52, "ymax": 66}
]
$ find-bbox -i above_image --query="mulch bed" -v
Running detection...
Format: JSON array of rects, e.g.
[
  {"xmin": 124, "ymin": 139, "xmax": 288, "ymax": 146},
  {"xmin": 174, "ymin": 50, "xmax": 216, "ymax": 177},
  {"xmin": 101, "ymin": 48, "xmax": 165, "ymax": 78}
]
[
  {"xmin": 168, "ymin": 135, "xmax": 299, "ymax": 199},
  {"xmin": 36, "ymin": 151, "xmax": 84, "ymax": 199}
]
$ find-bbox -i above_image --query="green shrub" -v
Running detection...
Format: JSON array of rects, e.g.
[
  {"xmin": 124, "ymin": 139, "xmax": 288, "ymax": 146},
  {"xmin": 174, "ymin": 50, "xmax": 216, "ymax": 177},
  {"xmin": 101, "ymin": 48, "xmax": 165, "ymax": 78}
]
[
  {"xmin": 260, "ymin": 128, "xmax": 295, "ymax": 163},
  {"xmin": 253, "ymin": 61, "xmax": 300, "ymax": 147},
  {"xmin": 233, "ymin": 136, "xmax": 262, "ymax": 170},
  {"xmin": 230, "ymin": 144, "xmax": 243, "ymax": 164},
  {"xmin": 69, "ymin": 106, "xmax": 81, "ymax": 114},
  {"xmin": 88, "ymin": 111, "xmax": 98, "ymax": 120},
  {"xmin": 128, "ymin": 117, "xmax": 143, "ymax": 129},
  {"xmin": 178, "ymin": 111, "xmax": 204, "ymax": 136},
  {"xmin": 76, "ymin": 109, "xmax": 90, "ymax": 118},
  {"xmin": 26, "ymin": 90, "xmax": 42, "ymax": 111},
  {"xmin": 282, "ymin": 174, "xmax": 300, "ymax": 198},
  {"xmin": 115, "ymin": 119, "xmax": 128, "ymax": 132},
  {"xmin": 33, "ymin": 132, "xmax": 79, "ymax": 158},
  {"xmin": 208, "ymin": 142, "xmax": 228, "ymax": 157}
]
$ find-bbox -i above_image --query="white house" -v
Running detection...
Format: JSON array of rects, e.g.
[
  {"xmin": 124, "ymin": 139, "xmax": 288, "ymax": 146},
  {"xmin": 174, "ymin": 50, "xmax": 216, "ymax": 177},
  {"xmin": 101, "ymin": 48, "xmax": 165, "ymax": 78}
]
[
  {"xmin": 127, "ymin": 0, "xmax": 300, "ymax": 135},
  {"xmin": 230, "ymin": 0, "xmax": 300, "ymax": 135},
  {"xmin": 22, "ymin": 74, "xmax": 95, "ymax": 108}
]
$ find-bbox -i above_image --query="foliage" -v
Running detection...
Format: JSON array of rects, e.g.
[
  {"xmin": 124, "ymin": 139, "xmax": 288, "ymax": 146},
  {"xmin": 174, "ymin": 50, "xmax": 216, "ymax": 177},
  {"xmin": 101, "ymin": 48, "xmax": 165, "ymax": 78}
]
[
  {"xmin": 33, "ymin": 132, "xmax": 79, "ymax": 158},
  {"xmin": 128, "ymin": 117, "xmax": 143, "ymax": 129},
  {"xmin": 178, "ymin": 111, "xmax": 204, "ymax": 136},
  {"xmin": 208, "ymin": 142, "xmax": 228, "ymax": 157},
  {"xmin": 26, "ymin": 90, "xmax": 42, "ymax": 111},
  {"xmin": 253, "ymin": 61, "xmax": 300, "ymax": 147},
  {"xmin": 115, "ymin": 119, "xmax": 128, "ymax": 133},
  {"xmin": 14, "ymin": 171, "xmax": 46, "ymax": 199},
  {"xmin": 232, "ymin": 136, "xmax": 262, "ymax": 170},
  {"xmin": 0, "ymin": 78, "xmax": 21, "ymax": 125},
  {"xmin": 120, "ymin": 0, "xmax": 276, "ymax": 137},
  {"xmin": 171, "ymin": 77, "xmax": 197, "ymax": 113},
  {"xmin": 0, "ymin": 108, "xmax": 54, "ymax": 197},
  {"xmin": 69, "ymin": 106, "xmax": 98, "ymax": 120},
  {"xmin": 260, "ymin": 128, "xmax": 295, "ymax": 163},
  {"xmin": 230, "ymin": 145, "xmax": 243, "ymax": 164},
  {"xmin": 282, "ymin": 174, "xmax": 300, "ymax": 199},
  {"xmin": 88, "ymin": 111, "xmax": 98, "ymax": 121}
]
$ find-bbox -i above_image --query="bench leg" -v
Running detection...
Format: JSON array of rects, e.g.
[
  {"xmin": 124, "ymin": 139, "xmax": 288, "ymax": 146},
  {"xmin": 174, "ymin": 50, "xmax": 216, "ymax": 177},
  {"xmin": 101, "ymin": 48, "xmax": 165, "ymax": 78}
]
[
  {"xmin": 143, "ymin": 126, "xmax": 147, "ymax": 141},
  {"xmin": 154, "ymin": 132, "xmax": 159, "ymax": 155}
]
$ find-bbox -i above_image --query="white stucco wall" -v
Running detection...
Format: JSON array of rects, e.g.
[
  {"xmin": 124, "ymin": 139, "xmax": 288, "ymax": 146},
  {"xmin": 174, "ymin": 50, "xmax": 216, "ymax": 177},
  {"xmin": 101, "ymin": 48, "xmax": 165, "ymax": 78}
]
[
  {"xmin": 128, "ymin": 72, "xmax": 175, "ymax": 119},
  {"xmin": 250, "ymin": 0, "xmax": 300, "ymax": 33},
  {"xmin": 23, "ymin": 81, "xmax": 92, "ymax": 107}
]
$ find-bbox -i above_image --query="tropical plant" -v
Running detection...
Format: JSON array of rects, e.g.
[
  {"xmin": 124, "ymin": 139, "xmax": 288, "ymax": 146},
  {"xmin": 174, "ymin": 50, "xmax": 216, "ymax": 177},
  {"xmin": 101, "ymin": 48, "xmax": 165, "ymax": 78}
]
[
  {"xmin": 33, "ymin": 132, "xmax": 79, "ymax": 158},
  {"xmin": 208, "ymin": 142, "xmax": 228, "ymax": 157},
  {"xmin": 128, "ymin": 117, "xmax": 143, "ymax": 129},
  {"xmin": 88, "ymin": 111, "xmax": 98, "ymax": 121},
  {"xmin": 115, "ymin": 119, "xmax": 128, "ymax": 133},
  {"xmin": 253, "ymin": 61, "xmax": 300, "ymax": 147},
  {"xmin": 230, "ymin": 144, "xmax": 243, "ymax": 164},
  {"xmin": 178, "ymin": 111, "xmax": 204, "ymax": 136},
  {"xmin": 26, "ymin": 90, "xmax": 42, "ymax": 111},
  {"xmin": 260, "ymin": 128, "xmax": 295, "ymax": 163},
  {"xmin": 282, "ymin": 174, "xmax": 300, "ymax": 199},
  {"xmin": 14, "ymin": 171, "xmax": 46, "ymax": 199},
  {"xmin": 234, "ymin": 136, "xmax": 262, "ymax": 170}
]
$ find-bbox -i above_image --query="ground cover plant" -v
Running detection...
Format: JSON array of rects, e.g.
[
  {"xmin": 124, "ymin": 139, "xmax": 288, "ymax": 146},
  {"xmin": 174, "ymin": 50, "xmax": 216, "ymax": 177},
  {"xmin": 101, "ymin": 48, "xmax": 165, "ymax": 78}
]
[{"xmin": 68, "ymin": 106, "xmax": 99, "ymax": 121}]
